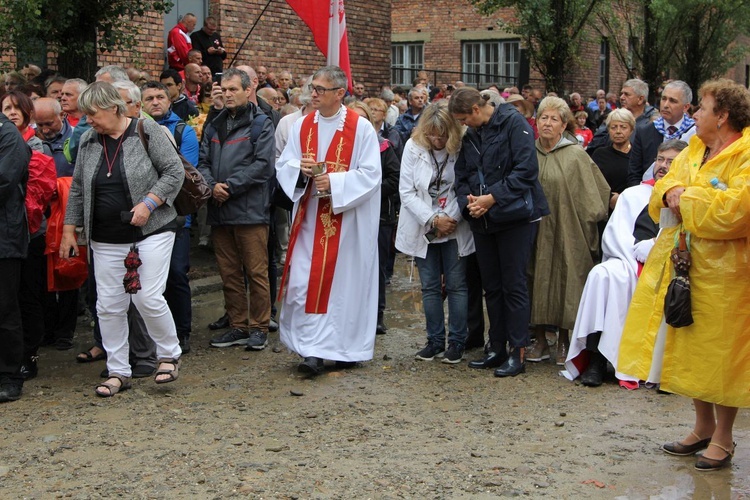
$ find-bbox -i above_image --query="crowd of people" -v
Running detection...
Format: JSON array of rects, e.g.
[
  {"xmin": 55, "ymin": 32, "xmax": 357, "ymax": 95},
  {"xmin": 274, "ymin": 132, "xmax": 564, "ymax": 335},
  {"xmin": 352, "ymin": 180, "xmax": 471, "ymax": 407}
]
[{"xmin": 0, "ymin": 12, "xmax": 748, "ymax": 473}]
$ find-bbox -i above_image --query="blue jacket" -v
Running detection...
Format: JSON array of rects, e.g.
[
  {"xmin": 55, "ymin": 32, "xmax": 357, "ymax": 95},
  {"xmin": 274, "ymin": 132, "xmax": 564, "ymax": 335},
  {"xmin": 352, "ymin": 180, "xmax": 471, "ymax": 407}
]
[
  {"xmin": 156, "ymin": 110, "xmax": 199, "ymax": 165},
  {"xmin": 454, "ymin": 103, "xmax": 549, "ymax": 234},
  {"xmin": 394, "ymin": 108, "xmax": 420, "ymax": 143},
  {"xmin": 47, "ymin": 120, "xmax": 74, "ymax": 177}
]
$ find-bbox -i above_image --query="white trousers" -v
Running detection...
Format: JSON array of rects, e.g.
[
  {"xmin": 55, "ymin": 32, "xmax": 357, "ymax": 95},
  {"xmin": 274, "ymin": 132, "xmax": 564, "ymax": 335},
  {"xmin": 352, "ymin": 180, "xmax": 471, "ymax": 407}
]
[{"xmin": 92, "ymin": 231, "xmax": 180, "ymax": 378}]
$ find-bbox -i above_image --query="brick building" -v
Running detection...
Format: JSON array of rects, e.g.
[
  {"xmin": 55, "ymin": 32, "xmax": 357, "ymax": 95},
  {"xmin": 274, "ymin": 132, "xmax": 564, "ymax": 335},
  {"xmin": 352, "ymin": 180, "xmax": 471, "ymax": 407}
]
[
  {"xmin": 3, "ymin": 0, "xmax": 391, "ymax": 96},
  {"xmin": 390, "ymin": 0, "xmax": 631, "ymax": 99}
]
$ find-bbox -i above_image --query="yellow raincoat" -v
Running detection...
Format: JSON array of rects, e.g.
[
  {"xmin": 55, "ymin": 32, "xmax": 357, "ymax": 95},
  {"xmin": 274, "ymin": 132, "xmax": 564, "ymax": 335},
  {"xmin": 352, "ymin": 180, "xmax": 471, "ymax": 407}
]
[{"xmin": 618, "ymin": 128, "xmax": 750, "ymax": 407}]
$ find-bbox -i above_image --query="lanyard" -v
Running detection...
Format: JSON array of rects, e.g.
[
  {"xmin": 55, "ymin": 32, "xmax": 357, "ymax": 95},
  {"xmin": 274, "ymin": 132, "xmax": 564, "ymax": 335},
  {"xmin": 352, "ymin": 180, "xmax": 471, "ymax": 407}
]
[{"xmin": 429, "ymin": 148, "xmax": 449, "ymax": 197}]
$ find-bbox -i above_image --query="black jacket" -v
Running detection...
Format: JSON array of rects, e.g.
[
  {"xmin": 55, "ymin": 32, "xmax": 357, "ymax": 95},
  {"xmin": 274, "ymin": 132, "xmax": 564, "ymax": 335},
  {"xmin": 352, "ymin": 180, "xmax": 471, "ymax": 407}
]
[
  {"xmin": 190, "ymin": 29, "xmax": 227, "ymax": 76},
  {"xmin": 379, "ymin": 138, "xmax": 400, "ymax": 225},
  {"xmin": 454, "ymin": 103, "xmax": 549, "ymax": 234},
  {"xmin": 197, "ymin": 104, "xmax": 276, "ymax": 226},
  {"xmin": 0, "ymin": 114, "xmax": 32, "ymax": 258}
]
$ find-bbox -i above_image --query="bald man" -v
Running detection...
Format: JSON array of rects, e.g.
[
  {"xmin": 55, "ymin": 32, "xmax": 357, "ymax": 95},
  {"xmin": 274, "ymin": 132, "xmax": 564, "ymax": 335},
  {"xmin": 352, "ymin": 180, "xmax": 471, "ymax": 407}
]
[
  {"xmin": 183, "ymin": 63, "xmax": 203, "ymax": 104},
  {"xmin": 34, "ymin": 98, "xmax": 74, "ymax": 177},
  {"xmin": 257, "ymin": 87, "xmax": 281, "ymax": 111}
]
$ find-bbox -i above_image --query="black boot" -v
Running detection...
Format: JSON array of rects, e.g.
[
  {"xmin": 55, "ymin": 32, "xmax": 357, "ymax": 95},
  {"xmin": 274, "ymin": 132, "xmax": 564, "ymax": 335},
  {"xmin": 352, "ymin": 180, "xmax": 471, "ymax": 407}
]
[
  {"xmin": 208, "ymin": 313, "xmax": 230, "ymax": 330},
  {"xmin": 376, "ymin": 312, "xmax": 387, "ymax": 335},
  {"xmin": 581, "ymin": 350, "xmax": 607, "ymax": 387},
  {"xmin": 468, "ymin": 350, "xmax": 507, "ymax": 369},
  {"xmin": 298, "ymin": 357, "xmax": 324, "ymax": 376},
  {"xmin": 19, "ymin": 356, "xmax": 39, "ymax": 381},
  {"xmin": 494, "ymin": 347, "xmax": 525, "ymax": 377}
]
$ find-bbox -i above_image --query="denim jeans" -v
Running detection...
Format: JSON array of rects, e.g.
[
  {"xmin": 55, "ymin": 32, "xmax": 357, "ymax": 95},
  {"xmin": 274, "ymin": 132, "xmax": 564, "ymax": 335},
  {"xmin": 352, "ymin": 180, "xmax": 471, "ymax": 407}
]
[{"xmin": 415, "ymin": 239, "xmax": 468, "ymax": 347}]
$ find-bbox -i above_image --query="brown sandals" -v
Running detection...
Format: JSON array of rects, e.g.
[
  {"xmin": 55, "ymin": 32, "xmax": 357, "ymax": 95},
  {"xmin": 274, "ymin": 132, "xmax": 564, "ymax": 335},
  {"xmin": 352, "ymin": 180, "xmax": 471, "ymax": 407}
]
[
  {"xmin": 695, "ymin": 442, "xmax": 736, "ymax": 471},
  {"xmin": 661, "ymin": 431, "xmax": 712, "ymax": 456},
  {"xmin": 95, "ymin": 374, "xmax": 132, "ymax": 397},
  {"xmin": 154, "ymin": 358, "xmax": 180, "ymax": 384}
]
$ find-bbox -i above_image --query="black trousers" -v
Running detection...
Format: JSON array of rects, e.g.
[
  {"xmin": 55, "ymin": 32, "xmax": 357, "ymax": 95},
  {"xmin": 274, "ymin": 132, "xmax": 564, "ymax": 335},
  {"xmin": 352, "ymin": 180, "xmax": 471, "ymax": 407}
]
[
  {"xmin": 473, "ymin": 222, "xmax": 538, "ymax": 351},
  {"xmin": 377, "ymin": 223, "xmax": 395, "ymax": 318},
  {"xmin": 20, "ymin": 236, "xmax": 46, "ymax": 359},
  {"xmin": 0, "ymin": 258, "xmax": 23, "ymax": 382},
  {"xmin": 465, "ymin": 252, "xmax": 485, "ymax": 346}
]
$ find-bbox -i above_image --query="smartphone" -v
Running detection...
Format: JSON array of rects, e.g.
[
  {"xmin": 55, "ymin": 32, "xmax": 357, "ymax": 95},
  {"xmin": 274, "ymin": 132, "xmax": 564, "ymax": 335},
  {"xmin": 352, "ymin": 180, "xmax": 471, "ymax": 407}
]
[
  {"xmin": 422, "ymin": 228, "xmax": 438, "ymax": 245},
  {"xmin": 213, "ymin": 72, "xmax": 223, "ymax": 85},
  {"xmin": 120, "ymin": 211, "xmax": 134, "ymax": 224}
]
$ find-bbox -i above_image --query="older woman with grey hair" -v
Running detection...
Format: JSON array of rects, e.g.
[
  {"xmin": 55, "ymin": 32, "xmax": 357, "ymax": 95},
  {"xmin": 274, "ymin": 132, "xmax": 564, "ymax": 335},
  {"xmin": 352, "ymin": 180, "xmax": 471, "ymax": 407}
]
[
  {"xmin": 59, "ymin": 82, "xmax": 185, "ymax": 397},
  {"xmin": 527, "ymin": 96, "xmax": 610, "ymax": 365}
]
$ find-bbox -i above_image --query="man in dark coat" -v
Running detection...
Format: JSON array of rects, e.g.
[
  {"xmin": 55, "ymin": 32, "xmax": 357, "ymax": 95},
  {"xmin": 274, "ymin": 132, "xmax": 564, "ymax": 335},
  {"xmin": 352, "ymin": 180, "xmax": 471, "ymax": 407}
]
[{"xmin": 0, "ymin": 113, "xmax": 32, "ymax": 402}]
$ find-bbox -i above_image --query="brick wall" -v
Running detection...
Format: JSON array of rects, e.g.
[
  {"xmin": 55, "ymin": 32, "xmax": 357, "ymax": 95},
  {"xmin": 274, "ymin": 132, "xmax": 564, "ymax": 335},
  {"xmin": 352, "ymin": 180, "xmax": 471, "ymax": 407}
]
[
  {"xmin": 391, "ymin": 0, "xmax": 632, "ymax": 99},
  {"xmin": 1, "ymin": 0, "xmax": 391, "ymax": 97},
  {"xmin": 213, "ymin": 0, "xmax": 391, "ymax": 97}
]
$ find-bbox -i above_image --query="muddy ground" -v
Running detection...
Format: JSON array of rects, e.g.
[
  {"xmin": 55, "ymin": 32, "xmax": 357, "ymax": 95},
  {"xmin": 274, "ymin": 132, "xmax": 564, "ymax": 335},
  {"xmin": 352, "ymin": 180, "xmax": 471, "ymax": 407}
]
[{"xmin": 1, "ymin": 251, "xmax": 749, "ymax": 499}]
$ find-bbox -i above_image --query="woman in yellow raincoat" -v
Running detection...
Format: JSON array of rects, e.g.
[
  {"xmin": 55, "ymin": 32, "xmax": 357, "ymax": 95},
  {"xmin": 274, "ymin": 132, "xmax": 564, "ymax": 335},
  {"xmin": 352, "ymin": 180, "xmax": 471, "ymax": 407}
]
[{"xmin": 618, "ymin": 79, "xmax": 750, "ymax": 471}]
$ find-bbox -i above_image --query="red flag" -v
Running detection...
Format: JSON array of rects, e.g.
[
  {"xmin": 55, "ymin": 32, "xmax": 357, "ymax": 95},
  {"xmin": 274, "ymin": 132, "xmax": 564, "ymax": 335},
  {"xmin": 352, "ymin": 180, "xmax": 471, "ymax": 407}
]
[{"xmin": 286, "ymin": 0, "xmax": 353, "ymax": 91}]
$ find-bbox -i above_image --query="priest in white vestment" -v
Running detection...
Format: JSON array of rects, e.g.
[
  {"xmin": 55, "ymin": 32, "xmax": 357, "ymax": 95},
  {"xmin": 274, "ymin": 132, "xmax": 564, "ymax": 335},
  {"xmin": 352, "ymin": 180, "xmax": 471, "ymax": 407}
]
[
  {"xmin": 563, "ymin": 140, "xmax": 687, "ymax": 387},
  {"xmin": 275, "ymin": 66, "xmax": 381, "ymax": 375}
]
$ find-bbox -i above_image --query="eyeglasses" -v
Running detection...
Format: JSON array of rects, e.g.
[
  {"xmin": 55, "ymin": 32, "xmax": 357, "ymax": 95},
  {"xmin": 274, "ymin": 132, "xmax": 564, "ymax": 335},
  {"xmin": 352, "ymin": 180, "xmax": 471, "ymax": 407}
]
[
  {"xmin": 308, "ymin": 85, "xmax": 341, "ymax": 95},
  {"xmin": 427, "ymin": 134, "xmax": 448, "ymax": 142}
]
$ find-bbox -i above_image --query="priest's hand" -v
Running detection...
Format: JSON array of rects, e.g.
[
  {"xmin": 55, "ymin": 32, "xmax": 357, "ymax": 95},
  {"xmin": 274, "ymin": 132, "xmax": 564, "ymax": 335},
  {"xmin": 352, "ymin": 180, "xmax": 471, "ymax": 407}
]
[
  {"xmin": 300, "ymin": 156, "xmax": 317, "ymax": 178},
  {"xmin": 665, "ymin": 186, "xmax": 684, "ymax": 221},
  {"xmin": 314, "ymin": 173, "xmax": 330, "ymax": 193}
]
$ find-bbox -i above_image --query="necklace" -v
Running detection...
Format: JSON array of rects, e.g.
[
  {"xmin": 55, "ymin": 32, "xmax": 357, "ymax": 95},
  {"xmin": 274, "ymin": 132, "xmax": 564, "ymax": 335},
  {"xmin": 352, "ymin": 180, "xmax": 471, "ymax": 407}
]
[{"xmin": 102, "ymin": 121, "xmax": 128, "ymax": 178}]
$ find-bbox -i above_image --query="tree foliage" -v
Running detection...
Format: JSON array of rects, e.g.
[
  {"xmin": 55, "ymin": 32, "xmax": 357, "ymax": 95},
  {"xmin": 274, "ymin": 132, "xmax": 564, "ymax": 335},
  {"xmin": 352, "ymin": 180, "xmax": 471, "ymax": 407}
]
[
  {"xmin": 470, "ymin": 0, "xmax": 604, "ymax": 93},
  {"xmin": 0, "ymin": 0, "xmax": 173, "ymax": 80},
  {"xmin": 595, "ymin": 0, "xmax": 750, "ymax": 103}
]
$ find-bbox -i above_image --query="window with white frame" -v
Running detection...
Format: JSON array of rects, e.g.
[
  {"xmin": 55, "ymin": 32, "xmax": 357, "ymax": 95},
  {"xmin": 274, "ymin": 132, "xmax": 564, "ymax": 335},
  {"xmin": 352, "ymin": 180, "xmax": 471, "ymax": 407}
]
[
  {"xmin": 391, "ymin": 42, "xmax": 424, "ymax": 86},
  {"xmin": 462, "ymin": 40, "xmax": 519, "ymax": 87}
]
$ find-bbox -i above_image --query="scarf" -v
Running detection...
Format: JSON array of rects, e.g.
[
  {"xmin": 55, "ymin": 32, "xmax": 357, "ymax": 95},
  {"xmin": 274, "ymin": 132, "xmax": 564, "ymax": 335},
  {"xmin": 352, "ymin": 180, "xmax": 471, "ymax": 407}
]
[{"xmin": 653, "ymin": 113, "xmax": 695, "ymax": 140}]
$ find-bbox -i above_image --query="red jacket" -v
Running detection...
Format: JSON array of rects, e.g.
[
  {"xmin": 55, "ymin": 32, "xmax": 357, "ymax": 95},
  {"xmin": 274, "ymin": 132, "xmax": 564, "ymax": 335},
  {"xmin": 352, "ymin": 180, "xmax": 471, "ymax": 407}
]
[{"xmin": 168, "ymin": 22, "xmax": 192, "ymax": 70}]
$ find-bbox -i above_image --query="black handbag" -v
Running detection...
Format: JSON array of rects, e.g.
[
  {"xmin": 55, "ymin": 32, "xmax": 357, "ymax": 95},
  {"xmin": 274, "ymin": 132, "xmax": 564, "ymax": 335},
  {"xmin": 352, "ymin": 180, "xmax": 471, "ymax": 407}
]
[{"xmin": 664, "ymin": 230, "xmax": 694, "ymax": 328}]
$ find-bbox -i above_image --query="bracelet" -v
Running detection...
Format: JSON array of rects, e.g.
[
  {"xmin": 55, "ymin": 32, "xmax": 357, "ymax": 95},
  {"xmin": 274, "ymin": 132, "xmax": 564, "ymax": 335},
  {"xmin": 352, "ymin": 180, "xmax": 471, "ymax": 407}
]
[
  {"xmin": 142, "ymin": 197, "xmax": 157, "ymax": 213},
  {"xmin": 432, "ymin": 216, "xmax": 439, "ymax": 228}
]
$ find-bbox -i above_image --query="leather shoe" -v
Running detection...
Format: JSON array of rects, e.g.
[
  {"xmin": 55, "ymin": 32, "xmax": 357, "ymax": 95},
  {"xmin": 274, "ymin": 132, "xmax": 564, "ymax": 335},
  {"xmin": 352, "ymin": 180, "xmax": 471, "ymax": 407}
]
[
  {"xmin": 581, "ymin": 352, "xmax": 606, "ymax": 387},
  {"xmin": 0, "ymin": 381, "xmax": 22, "ymax": 403},
  {"xmin": 662, "ymin": 432, "xmax": 712, "ymax": 456},
  {"xmin": 298, "ymin": 357, "xmax": 324, "ymax": 376},
  {"xmin": 468, "ymin": 351, "xmax": 507, "ymax": 369},
  {"xmin": 494, "ymin": 348, "xmax": 525, "ymax": 377},
  {"xmin": 179, "ymin": 337, "xmax": 191, "ymax": 355},
  {"xmin": 695, "ymin": 442, "xmax": 735, "ymax": 471},
  {"xmin": 20, "ymin": 356, "xmax": 39, "ymax": 381},
  {"xmin": 208, "ymin": 313, "xmax": 230, "ymax": 331},
  {"xmin": 376, "ymin": 322, "xmax": 387, "ymax": 335}
]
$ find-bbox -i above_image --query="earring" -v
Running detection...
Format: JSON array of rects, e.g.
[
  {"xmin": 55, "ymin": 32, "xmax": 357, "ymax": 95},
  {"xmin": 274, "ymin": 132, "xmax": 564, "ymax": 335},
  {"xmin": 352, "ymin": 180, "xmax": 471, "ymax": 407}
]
[{"xmin": 717, "ymin": 123, "xmax": 721, "ymax": 130}]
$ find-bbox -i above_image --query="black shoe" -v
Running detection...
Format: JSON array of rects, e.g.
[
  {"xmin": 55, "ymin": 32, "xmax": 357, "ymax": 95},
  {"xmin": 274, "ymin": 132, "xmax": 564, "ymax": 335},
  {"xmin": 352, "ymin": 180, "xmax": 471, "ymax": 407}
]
[
  {"xmin": 132, "ymin": 364, "xmax": 156, "ymax": 378},
  {"xmin": 179, "ymin": 337, "xmax": 191, "ymax": 355},
  {"xmin": 208, "ymin": 313, "xmax": 230, "ymax": 331},
  {"xmin": 54, "ymin": 337, "xmax": 74, "ymax": 351},
  {"xmin": 494, "ymin": 348, "xmax": 525, "ymax": 377},
  {"xmin": 0, "ymin": 381, "xmax": 22, "ymax": 403},
  {"xmin": 20, "ymin": 356, "xmax": 39, "ymax": 381},
  {"xmin": 100, "ymin": 368, "xmax": 109, "ymax": 378},
  {"xmin": 415, "ymin": 342, "xmax": 445, "ymax": 361},
  {"xmin": 581, "ymin": 352, "xmax": 606, "ymax": 387},
  {"xmin": 269, "ymin": 318, "xmax": 279, "ymax": 332},
  {"xmin": 442, "ymin": 342, "xmax": 465, "ymax": 364},
  {"xmin": 210, "ymin": 328, "xmax": 249, "ymax": 347},
  {"xmin": 298, "ymin": 356, "xmax": 324, "ymax": 375},
  {"xmin": 468, "ymin": 351, "xmax": 507, "ymax": 369},
  {"xmin": 245, "ymin": 330, "xmax": 268, "ymax": 351},
  {"xmin": 376, "ymin": 321, "xmax": 388, "ymax": 335}
]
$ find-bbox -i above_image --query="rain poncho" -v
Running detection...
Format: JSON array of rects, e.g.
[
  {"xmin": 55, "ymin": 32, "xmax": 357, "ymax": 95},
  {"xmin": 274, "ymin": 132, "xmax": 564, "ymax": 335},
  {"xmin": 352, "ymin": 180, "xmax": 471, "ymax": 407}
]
[{"xmin": 618, "ymin": 128, "xmax": 750, "ymax": 407}]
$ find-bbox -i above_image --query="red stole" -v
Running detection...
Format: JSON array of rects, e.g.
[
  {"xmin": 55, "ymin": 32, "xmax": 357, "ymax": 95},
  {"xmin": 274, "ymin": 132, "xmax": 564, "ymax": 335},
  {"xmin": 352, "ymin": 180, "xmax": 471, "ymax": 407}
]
[{"xmin": 278, "ymin": 108, "xmax": 360, "ymax": 313}]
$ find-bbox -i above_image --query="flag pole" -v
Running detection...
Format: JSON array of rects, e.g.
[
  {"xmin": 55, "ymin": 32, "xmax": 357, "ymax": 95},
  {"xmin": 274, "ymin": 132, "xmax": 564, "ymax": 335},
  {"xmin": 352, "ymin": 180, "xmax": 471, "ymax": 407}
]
[{"xmin": 228, "ymin": 0, "xmax": 274, "ymax": 68}]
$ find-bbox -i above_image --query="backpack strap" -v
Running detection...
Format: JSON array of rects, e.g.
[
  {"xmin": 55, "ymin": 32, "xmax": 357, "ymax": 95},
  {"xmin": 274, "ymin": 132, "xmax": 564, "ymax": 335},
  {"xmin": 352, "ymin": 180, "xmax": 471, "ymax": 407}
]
[
  {"xmin": 174, "ymin": 121, "xmax": 186, "ymax": 150},
  {"xmin": 249, "ymin": 113, "xmax": 268, "ymax": 143}
]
